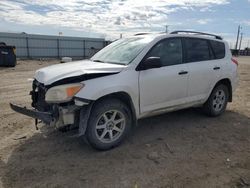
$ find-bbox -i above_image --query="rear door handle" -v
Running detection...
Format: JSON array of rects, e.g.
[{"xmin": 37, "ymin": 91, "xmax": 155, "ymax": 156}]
[
  {"xmin": 213, "ymin": 66, "xmax": 220, "ymax": 70},
  {"xmin": 178, "ymin": 71, "xmax": 188, "ymax": 75}
]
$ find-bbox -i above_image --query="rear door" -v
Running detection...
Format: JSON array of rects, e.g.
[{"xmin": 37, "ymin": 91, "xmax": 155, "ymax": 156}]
[
  {"xmin": 183, "ymin": 38, "xmax": 222, "ymax": 103},
  {"xmin": 139, "ymin": 38, "xmax": 189, "ymax": 114}
]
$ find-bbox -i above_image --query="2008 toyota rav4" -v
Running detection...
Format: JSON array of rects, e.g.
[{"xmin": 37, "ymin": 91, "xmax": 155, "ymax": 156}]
[{"xmin": 10, "ymin": 31, "xmax": 238, "ymax": 150}]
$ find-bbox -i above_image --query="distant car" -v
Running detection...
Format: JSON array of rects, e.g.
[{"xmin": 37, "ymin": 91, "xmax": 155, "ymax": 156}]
[
  {"xmin": 0, "ymin": 42, "xmax": 16, "ymax": 67},
  {"xmin": 10, "ymin": 31, "xmax": 239, "ymax": 150}
]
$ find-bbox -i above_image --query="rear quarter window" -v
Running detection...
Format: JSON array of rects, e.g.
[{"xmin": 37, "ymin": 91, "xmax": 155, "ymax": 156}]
[{"xmin": 210, "ymin": 40, "xmax": 225, "ymax": 59}]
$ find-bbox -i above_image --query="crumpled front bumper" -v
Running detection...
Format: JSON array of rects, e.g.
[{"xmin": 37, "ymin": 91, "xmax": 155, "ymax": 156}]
[{"xmin": 10, "ymin": 103, "xmax": 53, "ymax": 124}]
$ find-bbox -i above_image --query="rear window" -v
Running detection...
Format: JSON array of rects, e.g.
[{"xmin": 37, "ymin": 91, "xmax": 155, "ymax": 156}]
[
  {"xmin": 185, "ymin": 38, "xmax": 210, "ymax": 63},
  {"xmin": 210, "ymin": 40, "xmax": 225, "ymax": 59}
]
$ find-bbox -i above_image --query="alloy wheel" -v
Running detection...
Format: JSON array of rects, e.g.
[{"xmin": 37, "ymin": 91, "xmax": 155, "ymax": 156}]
[
  {"xmin": 212, "ymin": 89, "xmax": 226, "ymax": 112},
  {"xmin": 95, "ymin": 110, "xmax": 126, "ymax": 143}
]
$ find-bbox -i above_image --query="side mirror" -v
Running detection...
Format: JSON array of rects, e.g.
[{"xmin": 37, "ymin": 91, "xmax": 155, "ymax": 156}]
[{"xmin": 138, "ymin": 57, "xmax": 162, "ymax": 71}]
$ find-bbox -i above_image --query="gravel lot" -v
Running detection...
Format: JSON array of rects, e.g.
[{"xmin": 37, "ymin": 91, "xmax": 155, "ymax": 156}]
[{"xmin": 0, "ymin": 58, "xmax": 249, "ymax": 188}]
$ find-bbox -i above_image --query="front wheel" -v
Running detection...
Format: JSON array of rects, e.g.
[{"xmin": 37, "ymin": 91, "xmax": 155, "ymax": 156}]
[
  {"xmin": 86, "ymin": 98, "xmax": 132, "ymax": 150},
  {"xmin": 203, "ymin": 84, "xmax": 229, "ymax": 117}
]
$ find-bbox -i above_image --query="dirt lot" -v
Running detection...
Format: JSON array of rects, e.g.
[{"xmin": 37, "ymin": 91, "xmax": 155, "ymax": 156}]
[{"xmin": 0, "ymin": 58, "xmax": 249, "ymax": 188}]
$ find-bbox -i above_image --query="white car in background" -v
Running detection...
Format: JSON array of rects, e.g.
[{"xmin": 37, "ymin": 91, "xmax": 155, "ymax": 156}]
[{"xmin": 10, "ymin": 31, "xmax": 238, "ymax": 150}]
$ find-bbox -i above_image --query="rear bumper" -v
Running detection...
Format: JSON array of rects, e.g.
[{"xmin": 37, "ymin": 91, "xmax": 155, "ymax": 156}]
[{"xmin": 10, "ymin": 103, "xmax": 53, "ymax": 124}]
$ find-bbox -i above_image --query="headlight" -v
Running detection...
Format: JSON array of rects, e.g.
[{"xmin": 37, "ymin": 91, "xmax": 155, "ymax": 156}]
[{"xmin": 45, "ymin": 83, "xmax": 84, "ymax": 103}]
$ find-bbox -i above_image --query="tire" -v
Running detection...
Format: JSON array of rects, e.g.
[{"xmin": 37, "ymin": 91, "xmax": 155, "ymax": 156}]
[
  {"xmin": 86, "ymin": 98, "xmax": 132, "ymax": 150},
  {"xmin": 203, "ymin": 84, "xmax": 229, "ymax": 117}
]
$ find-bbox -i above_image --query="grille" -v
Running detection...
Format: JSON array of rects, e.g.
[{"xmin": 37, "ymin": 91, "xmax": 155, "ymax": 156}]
[{"xmin": 31, "ymin": 80, "xmax": 51, "ymax": 112}]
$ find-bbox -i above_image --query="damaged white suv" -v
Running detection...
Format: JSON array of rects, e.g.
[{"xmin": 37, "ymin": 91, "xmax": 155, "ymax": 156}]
[{"xmin": 10, "ymin": 31, "xmax": 238, "ymax": 150}]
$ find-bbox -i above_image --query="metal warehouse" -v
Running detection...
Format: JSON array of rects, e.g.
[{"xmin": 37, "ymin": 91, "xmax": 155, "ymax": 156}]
[{"xmin": 0, "ymin": 32, "xmax": 108, "ymax": 59}]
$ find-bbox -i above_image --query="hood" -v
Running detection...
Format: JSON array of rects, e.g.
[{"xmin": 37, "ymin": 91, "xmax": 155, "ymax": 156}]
[{"xmin": 34, "ymin": 60, "xmax": 126, "ymax": 85}]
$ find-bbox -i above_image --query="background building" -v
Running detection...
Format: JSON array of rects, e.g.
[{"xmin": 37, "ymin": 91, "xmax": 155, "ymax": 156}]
[{"xmin": 0, "ymin": 32, "xmax": 109, "ymax": 59}]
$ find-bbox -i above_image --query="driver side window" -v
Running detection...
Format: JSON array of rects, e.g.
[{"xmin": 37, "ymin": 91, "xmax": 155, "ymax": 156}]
[{"xmin": 147, "ymin": 38, "xmax": 183, "ymax": 66}]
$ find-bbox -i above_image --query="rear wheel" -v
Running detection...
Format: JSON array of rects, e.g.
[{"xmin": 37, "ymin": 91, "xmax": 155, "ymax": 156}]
[
  {"xmin": 86, "ymin": 98, "xmax": 132, "ymax": 150},
  {"xmin": 203, "ymin": 84, "xmax": 229, "ymax": 116}
]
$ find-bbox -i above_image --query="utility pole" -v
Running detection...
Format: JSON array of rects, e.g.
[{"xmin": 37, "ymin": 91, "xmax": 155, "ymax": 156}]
[
  {"xmin": 239, "ymin": 33, "xmax": 243, "ymax": 51},
  {"xmin": 165, "ymin": 25, "xmax": 169, "ymax": 33},
  {"xmin": 235, "ymin": 25, "xmax": 241, "ymax": 50}
]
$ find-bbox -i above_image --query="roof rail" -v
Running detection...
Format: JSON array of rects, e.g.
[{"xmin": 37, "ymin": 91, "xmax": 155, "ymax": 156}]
[{"xmin": 170, "ymin": 30, "xmax": 223, "ymax": 40}]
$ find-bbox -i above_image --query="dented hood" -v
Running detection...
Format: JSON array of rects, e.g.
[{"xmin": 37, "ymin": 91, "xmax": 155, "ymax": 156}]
[{"xmin": 34, "ymin": 60, "xmax": 126, "ymax": 85}]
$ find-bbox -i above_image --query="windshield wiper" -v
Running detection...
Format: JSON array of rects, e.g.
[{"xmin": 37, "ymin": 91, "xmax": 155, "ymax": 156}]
[
  {"xmin": 92, "ymin": 59, "xmax": 104, "ymax": 63},
  {"xmin": 92, "ymin": 59, "xmax": 125, "ymax": 65},
  {"xmin": 106, "ymin": 61, "xmax": 125, "ymax": 65}
]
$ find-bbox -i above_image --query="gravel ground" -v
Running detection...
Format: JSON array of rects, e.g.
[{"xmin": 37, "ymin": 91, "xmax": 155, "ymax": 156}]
[{"xmin": 0, "ymin": 58, "xmax": 249, "ymax": 188}]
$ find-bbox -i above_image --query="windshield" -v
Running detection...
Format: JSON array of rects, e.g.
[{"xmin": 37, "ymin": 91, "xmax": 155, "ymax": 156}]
[{"xmin": 91, "ymin": 36, "xmax": 155, "ymax": 65}]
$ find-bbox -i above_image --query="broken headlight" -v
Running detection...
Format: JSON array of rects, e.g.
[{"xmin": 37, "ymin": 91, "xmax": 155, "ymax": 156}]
[{"xmin": 45, "ymin": 83, "xmax": 84, "ymax": 103}]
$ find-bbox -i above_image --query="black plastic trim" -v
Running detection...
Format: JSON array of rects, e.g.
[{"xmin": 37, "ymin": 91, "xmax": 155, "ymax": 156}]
[
  {"xmin": 74, "ymin": 97, "xmax": 92, "ymax": 103},
  {"xmin": 10, "ymin": 103, "xmax": 53, "ymax": 124}
]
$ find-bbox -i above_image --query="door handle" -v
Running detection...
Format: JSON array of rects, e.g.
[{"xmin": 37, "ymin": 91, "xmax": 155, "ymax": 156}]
[
  {"xmin": 213, "ymin": 66, "xmax": 220, "ymax": 70},
  {"xmin": 178, "ymin": 71, "xmax": 188, "ymax": 75}
]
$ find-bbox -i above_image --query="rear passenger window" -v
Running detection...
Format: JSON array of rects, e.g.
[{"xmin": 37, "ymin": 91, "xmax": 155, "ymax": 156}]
[
  {"xmin": 185, "ymin": 38, "xmax": 210, "ymax": 62},
  {"xmin": 210, "ymin": 40, "xmax": 225, "ymax": 59}
]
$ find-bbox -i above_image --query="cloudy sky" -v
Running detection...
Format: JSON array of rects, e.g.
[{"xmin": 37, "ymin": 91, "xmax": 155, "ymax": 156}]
[{"xmin": 0, "ymin": 0, "xmax": 250, "ymax": 48}]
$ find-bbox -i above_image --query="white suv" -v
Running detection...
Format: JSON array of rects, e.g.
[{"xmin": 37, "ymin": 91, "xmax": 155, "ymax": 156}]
[{"xmin": 10, "ymin": 31, "xmax": 238, "ymax": 150}]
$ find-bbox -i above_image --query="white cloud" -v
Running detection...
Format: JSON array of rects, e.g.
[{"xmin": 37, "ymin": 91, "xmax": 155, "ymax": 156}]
[
  {"xmin": 242, "ymin": 20, "xmax": 250, "ymax": 26},
  {"xmin": 197, "ymin": 19, "xmax": 213, "ymax": 25},
  {"xmin": 0, "ymin": 0, "xmax": 229, "ymax": 38}
]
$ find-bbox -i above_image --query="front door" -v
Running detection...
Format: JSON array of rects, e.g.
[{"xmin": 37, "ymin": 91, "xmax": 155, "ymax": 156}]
[{"xmin": 139, "ymin": 38, "xmax": 189, "ymax": 114}]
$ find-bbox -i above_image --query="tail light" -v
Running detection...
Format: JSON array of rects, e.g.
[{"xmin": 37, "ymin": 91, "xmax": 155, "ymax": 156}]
[{"xmin": 231, "ymin": 58, "xmax": 238, "ymax": 66}]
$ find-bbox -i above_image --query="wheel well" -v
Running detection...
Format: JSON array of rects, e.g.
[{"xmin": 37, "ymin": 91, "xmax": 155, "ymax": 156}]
[
  {"xmin": 215, "ymin": 78, "xmax": 232, "ymax": 102},
  {"xmin": 94, "ymin": 92, "xmax": 137, "ymax": 126}
]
